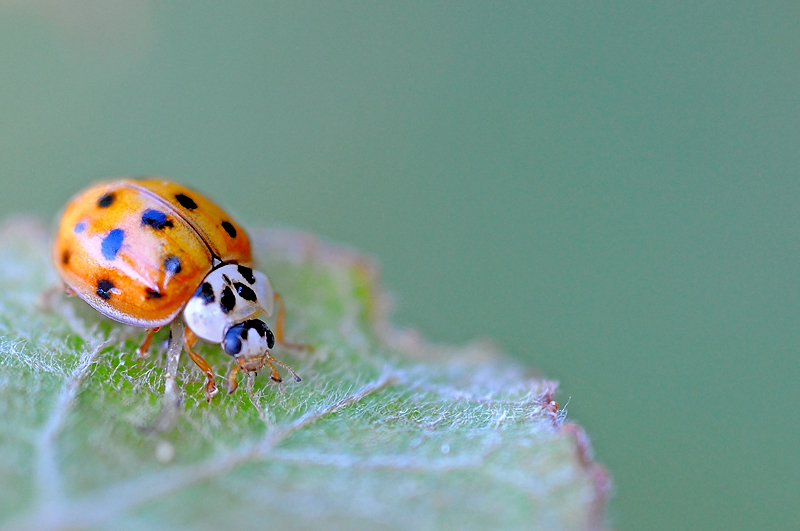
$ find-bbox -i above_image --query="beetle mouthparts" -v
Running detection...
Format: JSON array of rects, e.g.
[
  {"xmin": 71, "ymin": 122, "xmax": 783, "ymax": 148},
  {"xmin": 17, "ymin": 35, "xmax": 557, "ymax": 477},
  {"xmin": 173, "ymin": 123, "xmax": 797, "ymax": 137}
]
[{"xmin": 237, "ymin": 354, "xmax": 268, "ymax": 373}]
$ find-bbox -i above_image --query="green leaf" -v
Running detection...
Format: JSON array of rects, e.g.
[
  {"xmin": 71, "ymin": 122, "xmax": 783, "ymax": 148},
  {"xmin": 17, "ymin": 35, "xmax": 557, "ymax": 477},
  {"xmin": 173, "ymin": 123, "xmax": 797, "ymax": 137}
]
[{"xmin": 0, "ymin": 217, "xmax": 610, "ymax": 531}]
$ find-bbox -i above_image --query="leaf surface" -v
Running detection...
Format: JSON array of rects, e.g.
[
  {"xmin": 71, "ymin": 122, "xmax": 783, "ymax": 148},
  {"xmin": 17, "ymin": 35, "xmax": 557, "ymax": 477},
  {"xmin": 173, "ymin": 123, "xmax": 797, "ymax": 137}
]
[{"xmin": 0, "ymin": 217, "xmax": 610, "ymax": 531}]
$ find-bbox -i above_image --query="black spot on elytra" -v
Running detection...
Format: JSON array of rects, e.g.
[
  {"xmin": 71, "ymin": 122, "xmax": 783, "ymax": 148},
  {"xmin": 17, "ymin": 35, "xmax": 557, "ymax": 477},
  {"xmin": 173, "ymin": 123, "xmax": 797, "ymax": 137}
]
[
  {"xmin": 234, "ymin": 282, "xmax": 257, "ymax": 302},
  {"xmin": 101, "ymin": 229, "xmax": 124, "ymax": 261},
  {"xmin": 96, "ymin": 279, "xmax": 115, "ymax": 300},
  {"xmin": 146, "ymin": 288, "xmax": 163, "ymax": 299},
  {"xmin": 195, "ymin": 282, "xmax": 215, "ymax": 304},
  {"xmin": 237, "ymin": 265, "xmax": 255, "ymax": 284},
  {"xmin": 61, "ymin": 249, "xmax": 70, "ymax": 265},
  {"xmin": 164, "ymin": 255, "xmax": 182, "ymax": 274},
  {"xmin": 220, "ymin": 286, "xmax": 236, "ymax": 314},
  {"xmin": 221, "ymin": 221, "xmax": 237, "ymax": 238},
  {"xmin": 97, "ymin": 193, "xmax": 115, "ymax": 208},
  {"xmin": 175, "ymin": 193, "xmax": 197, "ymax": 210},
  {"xmin": 142, "ymin": 209, "xmax": 174, "ymax": 230}
]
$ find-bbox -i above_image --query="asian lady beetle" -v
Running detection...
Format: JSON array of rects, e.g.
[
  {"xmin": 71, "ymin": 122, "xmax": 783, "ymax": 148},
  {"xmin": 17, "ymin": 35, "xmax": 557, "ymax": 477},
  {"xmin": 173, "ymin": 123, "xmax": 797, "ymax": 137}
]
[{"xmin": 53, "ymin": 178, "xmax": 301, "ymax": 400}]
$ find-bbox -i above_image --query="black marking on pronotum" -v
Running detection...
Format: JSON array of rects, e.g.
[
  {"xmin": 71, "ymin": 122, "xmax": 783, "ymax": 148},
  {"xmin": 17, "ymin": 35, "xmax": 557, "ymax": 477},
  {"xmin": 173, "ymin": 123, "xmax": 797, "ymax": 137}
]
[
  {"xmin": 195, "ymin": 282, "xmax": 215, "ymax": 304},
  {"xmin": 97, "ymin": 193, "xmax": 115, "ymax": 208},
  {"xmin": 74, "ymin": 221, "xmax": 86, "ymax": 233},
  {"xmin": 141, "ymin": 209, "xmax": 174, "ymax": 230},
  {"xmin": 234, "ymin": 282, "xmax": 257, "ymax": 302},
  {"xmin": 237, "ymin": 265, "xmax": 255, "ymax": 284},
  {"xmin": 164, "ymin": 255, "xmax": 182, "ymax": 274},
  {"xmin": 222, "ymin": 274, "xmax": 231, "ymax": 285},
  {"xmin": 220, "ymin": 286, "xmax": 236, "ymax": 314},
  {"xmin": 175, "ymin": 193, "xmax": 197, "ymax": 210},
  {"xmin": 221, "ymin": 221, "xmax": 237, "ymax": 238},
  {"xmin": 101, "ymin": 229, "xmax": 125, "ymax": 261},
  {"xmin": 96, "ymin": 279, "xmax": 115, "ymax": 300},
  {"xmin": 61, "ymin": 249, "xmax": 70, "ymax": 265},
  {"xmin": 146, "ymin": 288, "xmax": 163, "ymax": 299}
]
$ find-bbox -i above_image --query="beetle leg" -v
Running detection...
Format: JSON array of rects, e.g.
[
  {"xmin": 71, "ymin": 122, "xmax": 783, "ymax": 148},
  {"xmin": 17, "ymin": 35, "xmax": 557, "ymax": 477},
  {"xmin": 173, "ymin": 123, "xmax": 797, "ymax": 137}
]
[
  {"xmin": 273, "ymin": 292, "xmax": 312, "ymax": 352},
  {"xmin": 136, "ymin": 327, "xmax": 161, "ymax": 359},
  {"xmin": 227, "ymin": 362, "xmax": 241, "ymax": 395},
  {"xmin": 37, "ymin": 282, "xmax": 73, "ymax": 311},
  {"xmin": 183, "ymin": 328, "xmax": 218, "ymax": 401},
  {"xmin": 264, "ymin": 359, "xmax": 282, "ymax": 383}
]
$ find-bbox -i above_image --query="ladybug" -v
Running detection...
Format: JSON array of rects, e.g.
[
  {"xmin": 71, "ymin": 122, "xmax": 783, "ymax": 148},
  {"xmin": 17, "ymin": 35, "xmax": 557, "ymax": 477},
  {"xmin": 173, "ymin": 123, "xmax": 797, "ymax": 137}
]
[{"xmin": 53, "ymin": 178, "xmax": 301, "ymax": 401}]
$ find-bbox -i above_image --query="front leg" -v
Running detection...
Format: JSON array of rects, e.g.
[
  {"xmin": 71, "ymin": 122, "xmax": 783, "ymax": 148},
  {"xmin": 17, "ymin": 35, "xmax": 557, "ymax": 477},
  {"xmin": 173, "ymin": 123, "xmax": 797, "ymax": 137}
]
[
  {"xmin": 183, "ymin": 328, "xmax": 218, "ymax": 401},
  {"xmin": 226, "ymin": 362, "xmax": 241, "ymax": 395}
]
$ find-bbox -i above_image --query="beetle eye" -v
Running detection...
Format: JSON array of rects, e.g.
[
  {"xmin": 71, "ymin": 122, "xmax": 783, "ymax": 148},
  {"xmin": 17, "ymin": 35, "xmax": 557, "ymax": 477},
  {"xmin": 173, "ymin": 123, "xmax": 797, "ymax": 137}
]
[
  {"xmin": 265, "ymin": 327, "xmax": 275, "ymax": 349},
  {"xmin": 222, "ymin": 326, "xmax": 243, "ymax": 356}
]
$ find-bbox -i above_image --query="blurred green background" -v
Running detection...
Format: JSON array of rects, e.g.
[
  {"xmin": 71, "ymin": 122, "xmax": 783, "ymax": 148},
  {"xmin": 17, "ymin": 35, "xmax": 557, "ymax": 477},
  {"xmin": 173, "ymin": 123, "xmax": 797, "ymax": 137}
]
[{"xmin": 1, "ymin": 2, "xmax": 798, "ymax": 529}]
